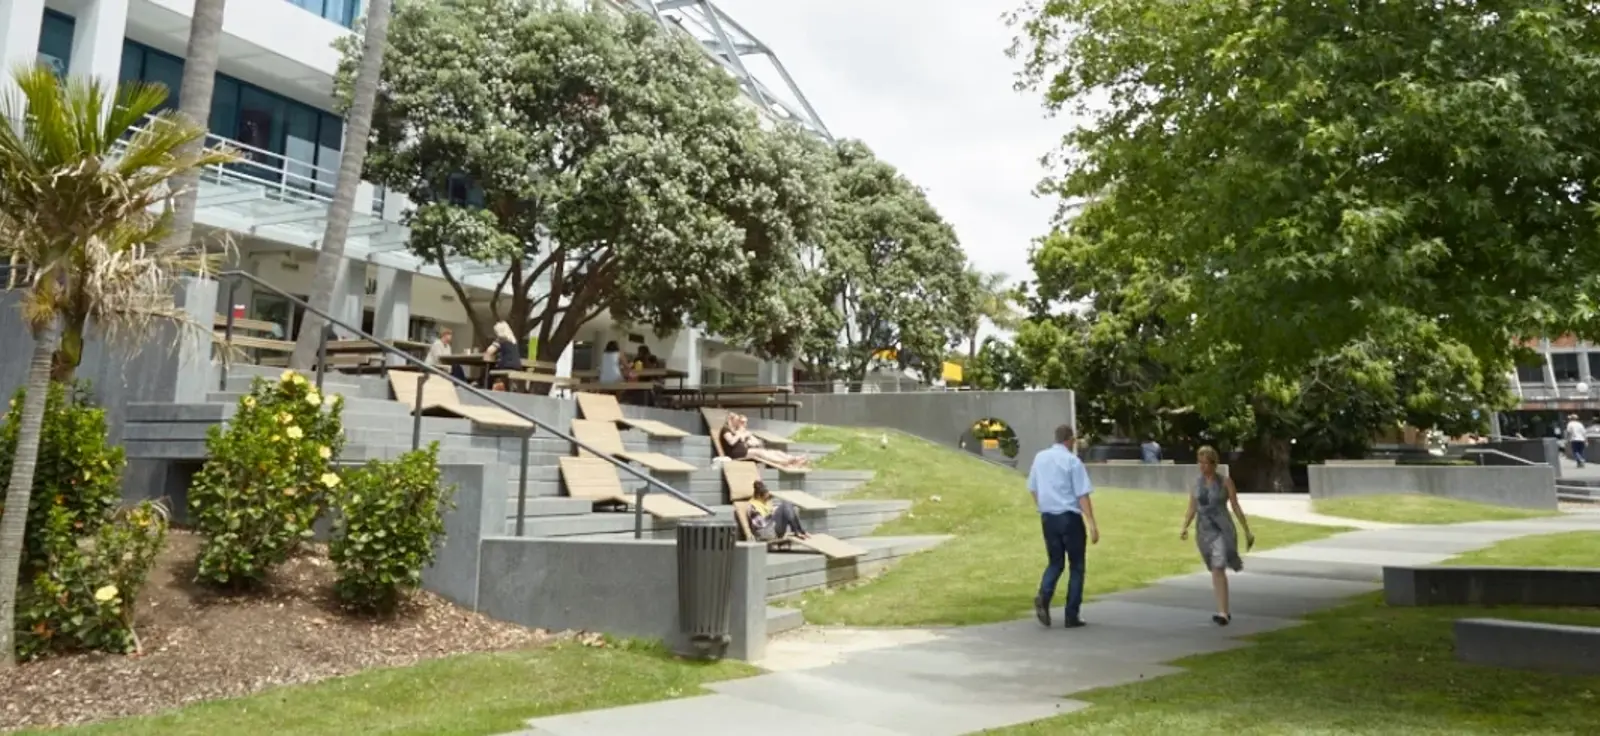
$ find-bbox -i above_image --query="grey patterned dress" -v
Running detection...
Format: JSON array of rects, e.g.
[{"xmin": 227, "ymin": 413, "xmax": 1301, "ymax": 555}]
[{"xmin": 1193, "ymin": 475, "xmax": 1243, "ymax": 572}]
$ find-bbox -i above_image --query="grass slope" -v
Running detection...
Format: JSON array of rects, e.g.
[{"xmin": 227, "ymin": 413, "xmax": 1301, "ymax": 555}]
[
  {"xmin": 1313, "ymin": 494, "xmax": 1557, "ymax": 525},
  {"xmin": 1449, "ymin": 530, "xmax": 1600, "ymax": 568},
  {"xmin": 792, "ymin": 426, "xmax": 1343, "ymax": 627},
  {"xmin": 993, "ymin": 532, "xmax": 1600, "ymax": 735},
  {"xmin": 35, "ymin": 642, "xmax": 755, "ymax": 736}
]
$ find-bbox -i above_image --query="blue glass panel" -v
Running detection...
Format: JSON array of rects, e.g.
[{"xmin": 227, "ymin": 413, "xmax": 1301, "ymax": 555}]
[
  {"xmin": 142, "ymin": 53, "xmax": 183, "ymax": 112},
  {"xmin": 37, "ymin": 11, "xmax": 75, "ymax": 77}
]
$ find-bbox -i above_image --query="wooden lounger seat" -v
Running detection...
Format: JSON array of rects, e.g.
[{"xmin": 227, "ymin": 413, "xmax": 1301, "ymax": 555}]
[
  {"xmin": 730, "ymin": 501, "xmax": 862, "ymax": 559},
  {"xmin": 558, "ymin": 457, "xmax": 707, "ymax": 519},
  {"xmin": 571, "ymin": 419, "xmax": 696, "ymax": 473},
  {"xmin": 722, "ymin": 457, "xmax": 833, "ymax": 510},
  {"xmin": 212, "ymin": 315, "xmax": 281, "ymax": 333},
  {"xmin": 700, "ymin": 407, "xmax": 791, "ymax": 449},
  {"xmin": 213, "ymin": 332, "xmax": 294, "ymax": 353},
  {"xmin": 575, "ymin": 392, "xmax": 689, "ymax": 438},
  {"xmin": 387, "ymin": 371, "xmax": 532, "ymax": 430}
]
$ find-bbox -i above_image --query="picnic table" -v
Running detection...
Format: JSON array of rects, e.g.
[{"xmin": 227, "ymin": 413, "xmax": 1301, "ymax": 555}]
[
  {"xmin": 437, "ymin": 353, "xmax": 564, "ymax": 392},
  {"xmin": 671, "ymin": 384, "xmax": 801, "ymax": 421}
]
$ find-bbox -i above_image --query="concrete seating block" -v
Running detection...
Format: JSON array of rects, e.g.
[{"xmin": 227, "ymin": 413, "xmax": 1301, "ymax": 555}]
[
  {"xmin": 1454, "ymin": 618, "xmax": 1600, "ymax": 675},
  {"xmin": 1384, "ymin": 566, "xmax": 1600, "ymax": 607}
]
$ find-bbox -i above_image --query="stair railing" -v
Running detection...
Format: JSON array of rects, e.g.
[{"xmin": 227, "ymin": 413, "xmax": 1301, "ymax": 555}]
[{"xmin": 214, "ymin": 270, "xmax": 712, "ymax": 538}]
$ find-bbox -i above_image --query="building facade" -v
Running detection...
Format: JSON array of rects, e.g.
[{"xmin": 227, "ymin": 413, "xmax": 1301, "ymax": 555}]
[
  {"xmin": 1503, "ymin": 335, "xmax": 1600, "ymax": 438},
  {"xmin": 0, "ymin": 0, "xmax": 805, "ymax": 386}
]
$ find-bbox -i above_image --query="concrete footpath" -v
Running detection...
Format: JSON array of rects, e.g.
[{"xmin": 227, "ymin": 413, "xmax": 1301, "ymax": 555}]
[{"xmin": 510, "ymin": 512, "xmax": 1600, "ymax": 736}]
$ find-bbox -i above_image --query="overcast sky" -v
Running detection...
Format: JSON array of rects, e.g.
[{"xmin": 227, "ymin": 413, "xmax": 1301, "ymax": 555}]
[{"xmin": 715, "ymin": 0, "xmax": 1064, "ymax": 293}]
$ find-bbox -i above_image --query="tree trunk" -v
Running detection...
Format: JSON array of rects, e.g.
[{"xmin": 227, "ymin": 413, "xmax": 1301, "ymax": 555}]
[
  {"xmin": 48, "ymin": 321, "xmax": 83, "ymax": 383},
  {"xmin": 0, "ymin": 316, "xmax": 62, "ymax": 667},
  {"xmin": 1231, "ymin": 435, "xmax": 1294, "ymax": 494},
  {"xmin": 163, "ymin": 0, "xmax": 227, "ymax": 256},
  {"xmin": 290, "ymin": 0, "xmax": 394, "ymax": 369}
]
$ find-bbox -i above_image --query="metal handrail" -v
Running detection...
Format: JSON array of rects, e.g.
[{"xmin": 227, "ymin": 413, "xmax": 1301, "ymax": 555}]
[
  {"xmin": 1462, "ymin": 447, "xmax": 1540, "ymax": 466},
  {"xmin": 214, "ymin": 270, "xmax": 714, "ymax": 538}
]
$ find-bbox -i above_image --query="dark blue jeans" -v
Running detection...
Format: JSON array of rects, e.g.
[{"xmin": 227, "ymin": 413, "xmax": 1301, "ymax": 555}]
[
  {"xmin": 1574, "ymin": 440, "xmax": 1588, "ymax": 467},
  {"xmin": 1038, "ymin": 511, "xmax": 1087, "ymax": 620}
]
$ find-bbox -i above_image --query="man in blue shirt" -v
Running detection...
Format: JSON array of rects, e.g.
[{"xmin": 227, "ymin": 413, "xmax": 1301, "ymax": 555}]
[{"xmin": 1027, "ymin": 424, "xmax": 1100, "ymax": 628}]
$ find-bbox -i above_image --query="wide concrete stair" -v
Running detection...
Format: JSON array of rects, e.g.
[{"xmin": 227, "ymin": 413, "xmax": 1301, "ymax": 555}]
[{"xmin": 124, "ymin": 364, "xmax": 950, "ymax": 637}]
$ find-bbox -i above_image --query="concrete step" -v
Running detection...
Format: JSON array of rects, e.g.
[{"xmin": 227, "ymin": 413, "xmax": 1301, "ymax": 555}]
[
  {"xmin": 220, "ymin": 374, "xmax": 389, "ymax": 401},
  {"xmin": 763, "ymin": 535, "xmax": 951, "ymax": 601},
  {"xmin": 508, "ymin": 499, "xmax": 912, "ymax": 540},
  {"xmin": 766, "ymin": 606, "xmax": 805, "ymax": 636},
  {"xmin": 206, "ymin": 392, "xmax": 413, "ymax": 418}
]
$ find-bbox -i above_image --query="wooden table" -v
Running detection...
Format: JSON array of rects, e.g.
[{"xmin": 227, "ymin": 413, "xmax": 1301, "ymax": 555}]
[{"xmin": 672, "ymin": 385, "xmax": 801, "ymax": 421}]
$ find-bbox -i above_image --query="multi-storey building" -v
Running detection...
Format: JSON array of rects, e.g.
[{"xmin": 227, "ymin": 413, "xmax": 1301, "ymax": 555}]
[
  {"xmin": 0, "ymin": 0, "xmax": 824, "ymax": 387},
  {"xmin": 1502, "ymin": 335, "xmax": 1600, "ymax": 438}
]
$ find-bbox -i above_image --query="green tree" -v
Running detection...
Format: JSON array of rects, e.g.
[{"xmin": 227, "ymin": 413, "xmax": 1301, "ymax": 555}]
[
  {"xmin": 0, "ymin": 66, "xmax": 232, "ymax": 666},
  {"xmin": 967, "ymin": 337, "xmax": 1030, "ymax": 391},
  {"xmin": 801, "ymin": 140, "xmax": 976, "ymax": 385},
  {"xmin": 349, "ymin": 0, "xmax": 829, "ymax": 369},
  {"xmin": 292, "ymin": 0, "xmax": 394, "ymax": 367},
  {"xmin": 1010, "ymin": 0, "xmax": 1600, "ymax": 379},
  {"xmin": 962, "ymin": 269, "xmax": 1021, "ymax": 364}
]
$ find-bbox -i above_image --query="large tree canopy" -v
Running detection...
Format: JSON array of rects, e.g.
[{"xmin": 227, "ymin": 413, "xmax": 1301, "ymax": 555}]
[
  {"xmin": 798, "ymin": 140, "xmax": 976, "ymax": 384},
  {"xmin": 344, "ymin": 0, "xmax": 830, "ymax": 360},
  {"xmin": 1011, "ymin": 0, "xmax": 1600, "ymax": 378},
  {"xmin": 1014, "ymin": 216, "xmax": 1515, "ymax": 490}
]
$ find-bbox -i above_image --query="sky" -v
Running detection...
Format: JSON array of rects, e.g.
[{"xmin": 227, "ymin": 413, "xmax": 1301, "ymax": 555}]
[{"xmin": 714, "ymin": 0, "xmax": 1066, "ymax": 295}]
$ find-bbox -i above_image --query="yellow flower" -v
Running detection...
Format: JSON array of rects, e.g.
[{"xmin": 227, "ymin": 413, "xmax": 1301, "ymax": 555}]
[
  {"xmin": 94, "ymin": 585, "xmax": 118, "ymax": 603},
  {"xmin": 318, "ymin": 446, "xmax": 332, "ymax": 460},
  {"xmin": 277, "ymin": 412, "xmax": 292, "ymax": 425},
  {"xmin": 286, "ymin": 426, "xmax": 304, "ymax": 440},
  {"xmin": 272, "ymin": 434, "xmax": 282, "ymax": 442},
  {"xmin": 320, "ymin": 472, "xmax": 341, "ymax": 488},
  {"xmin": 306, "ymin": 391, "xmax": 321, "ymax": 407},
  {"xmin": 280, "ymin": 369, "xmax": 298, "ymax": 383}
]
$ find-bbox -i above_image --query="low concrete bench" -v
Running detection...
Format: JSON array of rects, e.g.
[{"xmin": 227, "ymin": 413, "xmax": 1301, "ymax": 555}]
[
  {"xmin": 1384, "ymin": 566, "xmax": 1600, "ymax": 607},
  {"xmin": 1455, "ymin": 618, "xmax": 1600, "ymax": 675}
]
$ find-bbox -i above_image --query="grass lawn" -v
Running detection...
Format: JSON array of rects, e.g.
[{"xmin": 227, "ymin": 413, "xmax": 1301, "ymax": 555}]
[
  {"xmin": 990, "ymin": 532, "xmax": 1600, "ymax": 735},
  {"xmin": 790, "ymin": 427, "xmax": 1345, "ymax": 627},
  {"xmin": 33, "ymin": 641, "xmax": 755, "ymax": 736},
  {"xmin": 1448, "ymin": 530, "xmax": 1600, "ymax": 568},
  {"xmin": 1313, "ymin": 493, "xmax": 1557, "ymax": 525}
]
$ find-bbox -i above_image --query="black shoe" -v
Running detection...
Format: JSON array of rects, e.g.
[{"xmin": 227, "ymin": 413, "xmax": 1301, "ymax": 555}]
[
  {"xmin": 1212, "ymin": 613, "xmax": 1231, "ymax": 626},
  {"xmin": 1034, "ymin": 597, "xmax": 1051, "ymax": 628},
  {"xmin": 1062, "ymin": 618, "xmax": 1087, "ymax": 629}
]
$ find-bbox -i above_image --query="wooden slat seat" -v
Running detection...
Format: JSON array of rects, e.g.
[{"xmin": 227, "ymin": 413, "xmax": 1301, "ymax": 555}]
[
  {"xmin": 722, "ymin": 459, "xmax": 832, "ymax": 510},
  {"xmin": 571, "ymin": 419, "xmax": 696, "ymax": 473},
  {"xmin": 387, "ymin": 371, "xmax": 532, "ymax": 430},
  {"xmin": 707, "ymin": 417, "xmax": 810, "ymax": 476},
  {"xmin": 701, "ymin": 407, "xmax": 791, "ymax": 449},
  {"xmin": 213, "ymin": 332, "xmax": 294, "ymax": 353},
  {"xmin": 212, "ymin": 314, "xmax": 280, "ymax": 333},
  {"xmin": 575, "ymin": 392, "xmax": 689, "ymax": 438},
  {"xmin": 557, "ymin": 457, "xmax": 706, "ymax": 519},
  {"xmin": 730, "ymin": 501, "xmax": 862, "ymax": 559}
]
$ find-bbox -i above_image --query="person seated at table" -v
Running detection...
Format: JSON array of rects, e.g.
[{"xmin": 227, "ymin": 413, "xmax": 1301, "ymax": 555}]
[
  {"xmin": 742, "ymin": 480, "xmax": 808, "ymax": 542},
  {"xmin": 426, "ymin": 328, "xmax": 469, "ymax": 382},
  {"xmin": 632, "ymin": 345, "xmax": 662, "ymax": 372},
  {"xmin": 721, "ymin": 413, "xmax": 811, "ymax": 469},
  {"xmin": 598, "ymin": 340, "xmax": 630, "ymax": 384},
  {"xmin": 483, "ymin": 321, "xmax": 521, "ymax": 391}
]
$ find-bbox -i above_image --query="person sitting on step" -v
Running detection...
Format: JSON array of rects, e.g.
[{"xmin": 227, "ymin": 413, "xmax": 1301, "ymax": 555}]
[
  {"xmin": 721, "ymin": 412, "xmax": 810, "ymax": 469},
  {"xmin": 743, "ymin": 481, "xmax": 807, "ymax": 542}
]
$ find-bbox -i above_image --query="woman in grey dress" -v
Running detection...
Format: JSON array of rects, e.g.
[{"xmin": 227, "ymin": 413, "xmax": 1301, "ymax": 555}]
[{"xmin": 1180, "ymin": 446, "xmax": 1255, "ymax": 625}]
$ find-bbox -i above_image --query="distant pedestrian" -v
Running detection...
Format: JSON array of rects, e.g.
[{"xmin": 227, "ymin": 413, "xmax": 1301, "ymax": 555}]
[
  {"xmin": 1566, "ymin": 414, "xmax": 1588, "ymax": 468},
  {"xmin": 1179, "ymin": 446, "xmax": 1255, "ymax": 626},
  {"xmin": 1140, "ymin": 436, "xmax": 1162, "ymax": 464},
  {"xmin": 1027, "ymin": 424, "xmax": 1099, "ymax": 629}
]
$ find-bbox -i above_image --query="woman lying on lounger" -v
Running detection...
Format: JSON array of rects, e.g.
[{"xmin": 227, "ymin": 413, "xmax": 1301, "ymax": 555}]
[
  {"xmin": 743, "ymin": 481, "xmax": 808, "ymax": 542},
  {"xmin": 721, "ymin": 413, "xmax": 811, "ymax": 470}
]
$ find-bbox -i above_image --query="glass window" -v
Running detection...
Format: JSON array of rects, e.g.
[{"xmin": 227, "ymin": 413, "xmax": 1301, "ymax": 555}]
[
  {"xmin": 142, "ymin": 53, "xmax": 183, "ymax": 112},
  {"xmin": 1589, "ymin": 353, "xmax": 1600, "ymax": 383},
  {"xmin": 235, "ymin": 86, "xmax": 286, "ymax": 183},
  {"xmin": 284, "ymin": 105, "xmax": 320, "ymax": 195},
  {"xmin": 38, "ymin": 11, "xmax": 75, "ymax": 77},
  {"xmin": 1553, "ymin": 353, "xmax": 1581, "ymax": 382},
  {"xmin": 118, "ymin": 43, "xmax": 143, "ymax": 89},
  {"xmin": 208, "ymin": 77, "xmax": 239, "ymax": 145},
  {"xmin": 316, "ymin": 113, "xmax": 343, "ymax": 196}
]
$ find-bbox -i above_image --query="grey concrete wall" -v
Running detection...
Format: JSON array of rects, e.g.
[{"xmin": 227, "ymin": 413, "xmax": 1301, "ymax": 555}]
[
  {"xmin": 1309, "ymin": 465, "xmax": 1556, "ymax": 510},
  {"xmin": 1476, "ymin": 439, "xmax": 1563, "ymax": 478},
  {"xmin": 475, "ymin": 536, "xmax": 769, "ymax": 661},
  {"xmin": 1454, "ymin": 619, "xmax": 1600, "ymax": 675},
  {"xmin": 790, "ymin": 390, "xmax": 1075, "ymax": 465},
  {"xmin": 1384, "ymin": 565, "xmax": 1600, "ymax": 607},
  {"xmin": 1085, "ymin": 463, "xmax": 1225, "ymax": 495},
  {"xmin": 421, "ymin": 462, "xmax": 509, "ymax": 609}
]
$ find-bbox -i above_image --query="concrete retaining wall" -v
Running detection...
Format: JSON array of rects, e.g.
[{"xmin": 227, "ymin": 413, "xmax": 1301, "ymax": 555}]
[
  {"xmin": 1475, "ymin": 439, "xmax": 1563, "ymax": 478},
  {"xmin": 1309, "ymin": 465, "xmax": 1556, "ymax": 510},
  {"xmin": 1085, "ymin": 464, "xmax": 1224, "ymax": 494},
  {"xmin": 791, "ymin": 390, "xmax": 1075, "ymax": 467},
  {"xmin": 475, "ymin": 536, "xmax": 768, "ymax": 661},
  {"xmin": 1384, "ymin": 566, "xmax": 1600, "ymax": 607}
]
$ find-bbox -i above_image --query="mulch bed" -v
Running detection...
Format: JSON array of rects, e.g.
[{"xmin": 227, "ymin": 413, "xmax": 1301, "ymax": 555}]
[{"xmin": 0, "ymin": 531, "xmax": 559, "ymax": 732}]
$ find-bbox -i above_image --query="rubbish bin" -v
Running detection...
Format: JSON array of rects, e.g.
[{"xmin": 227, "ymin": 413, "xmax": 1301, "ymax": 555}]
[{"xmin": 676, "ymin": 516, "xmax": 738, "ymax": 658}]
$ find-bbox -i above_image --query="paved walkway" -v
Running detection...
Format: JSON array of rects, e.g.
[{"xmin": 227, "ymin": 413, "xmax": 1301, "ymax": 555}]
[{"xmin": 511, "ymin": 512, "xmax": 1600, "ymax": 736}]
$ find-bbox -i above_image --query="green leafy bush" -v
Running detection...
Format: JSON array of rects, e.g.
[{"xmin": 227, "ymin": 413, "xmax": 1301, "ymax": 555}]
[
  {"xmin": 16, "ymin": 501, "xmax": 168, "ymax": 660},
  {"xmin": 0, "ymin": 382, "xmax": 125, "ymax": 568},
  {"xmin": 329, "ymin": 443, "xmax": 455, "ymax": 613},
  {"xmin": 189, "ymin": 370, "xmax": 345, "ymax": 588}
]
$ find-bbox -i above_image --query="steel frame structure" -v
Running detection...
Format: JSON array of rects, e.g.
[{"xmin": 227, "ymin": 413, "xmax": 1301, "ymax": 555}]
[{"xmin": 608, "ymin": 0, "xmax": 832, "ymax": 141}]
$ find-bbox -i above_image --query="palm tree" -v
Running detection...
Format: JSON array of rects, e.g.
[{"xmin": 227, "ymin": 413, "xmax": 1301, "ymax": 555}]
[
  {"xmin": 290, "ymin": 0, "xmax": 395, "ymax": 368},
  {"xmin": 0, "ymin": 65, "xmax": 235, "ymax": 667},
  {"xmin": 51, "ymin": 0, "xmax": 231, "ymax": 383},
  {"xmin": 965, "ymin": 269, "xmax": 1021, "ymax": 364}
]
